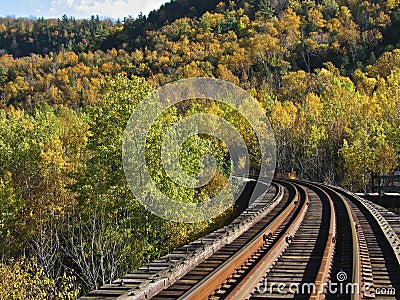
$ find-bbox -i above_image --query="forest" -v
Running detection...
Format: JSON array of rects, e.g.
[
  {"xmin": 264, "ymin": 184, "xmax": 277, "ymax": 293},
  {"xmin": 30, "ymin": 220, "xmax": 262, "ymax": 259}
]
[{"xmin": 0, "ymin": 0, "xmax": 400, "ymax": 298}]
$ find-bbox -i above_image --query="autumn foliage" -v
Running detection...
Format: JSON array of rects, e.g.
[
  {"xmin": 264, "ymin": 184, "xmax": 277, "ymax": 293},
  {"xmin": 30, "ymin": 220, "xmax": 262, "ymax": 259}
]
[{"xmin": 0, "ymin": 0, "xmax": 400, "ymax": 297}]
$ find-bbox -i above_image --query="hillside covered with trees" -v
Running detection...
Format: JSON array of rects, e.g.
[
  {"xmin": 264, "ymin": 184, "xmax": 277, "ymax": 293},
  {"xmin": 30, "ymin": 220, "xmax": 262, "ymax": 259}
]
[{"xmin": 0, "ymin": 0, "xmax": 400, "ymax": 297}]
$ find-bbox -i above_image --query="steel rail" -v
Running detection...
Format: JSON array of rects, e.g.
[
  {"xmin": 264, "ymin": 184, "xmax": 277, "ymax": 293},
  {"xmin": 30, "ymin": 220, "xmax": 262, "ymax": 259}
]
[
  {"xmin": 176, "ymin": 181, "xmax": 301, "ymax": 300},
  {"xmin": 320, "ymin": 185, "xmax": 363, "ymax": 300},
  {"xmin": 308, "ymin": 184, "xmax": 336, "ymax": 300},
  {"xmin": 290, "ymin": 181, "xmax": 337, "ymax": 300},
  {"xmin": 223, "ymin": 182, "xmax": 309, "ymax": 300}
]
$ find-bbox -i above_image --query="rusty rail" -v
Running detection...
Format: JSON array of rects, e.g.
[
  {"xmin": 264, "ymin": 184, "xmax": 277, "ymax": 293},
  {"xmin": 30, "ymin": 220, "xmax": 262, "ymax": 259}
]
[{"xmin": 179, "ymin": 181, "xmax": 301, "ymax": 299}]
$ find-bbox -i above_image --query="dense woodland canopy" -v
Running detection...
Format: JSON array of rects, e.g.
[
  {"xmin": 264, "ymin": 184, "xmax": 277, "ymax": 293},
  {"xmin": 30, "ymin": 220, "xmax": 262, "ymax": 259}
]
[{"xmin": 0, "ymin": 0, "xmax": 400, "ymax": 297}]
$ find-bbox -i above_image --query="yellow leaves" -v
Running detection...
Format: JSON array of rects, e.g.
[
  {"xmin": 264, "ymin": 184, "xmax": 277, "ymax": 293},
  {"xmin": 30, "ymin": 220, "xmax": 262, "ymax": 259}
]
[
  {"xmin": 109, "ymin": 48, "xmax": 118, "ymax": 57},
  {"xmin": 0, "ymin": 55, "xmax": 14, "ymax": 71},
  {"xmin": 13, "ymin": 76, "xmax": 29, "ymax": 91},
  {"xmin": 229, "ymin": 47, "xmax": 251, "ymax": 76},
  {"xmin": 216, "ymin": 64, "xmax": 239, "ymax": 85},
  {"xmin": 386, "ymin": 0, "xmax": 400, "ymax": 10},
  {"xmin": 374, "ymin": 11, "xmax": 391, "ymax": 28},
  {"xmin": 203, "ymin": 11, "xmax": 225, "ymax": 28},
  {"xmin": 60, "ymin": 122, "xmax": 89, "ymax": 164},
  {"xmin": 353, "ymin": 69, "xmax": 377, "ymax": 95},
  {"xmin": 0, "ymin": 257, "xmax": 79, "ymax": 299},
  {"xmin": 21, "ymin": 117, "xmax": 34, "ymax": 131},
  {"xmin": 182, "ymin": 61, "xmax": 198, "ymax": 78},
  {"xmin": 305, "ymin": 93, "xmax": 323, "ymax": 119},
  {"xmin": 1, "ymin": 104, "xmax": 91, "ymax": 246},
  {"xmin": 269, "ymin": 100, "xmax": 297, "ymax": 131},
  {"xmin": 239, "ymin": 15, "xmax": 250, "ymax": 27},
  {"xmin": 132, "ymin": 49, "xmax": 144, "ymax": 63},
  {"xmin": 90, "ymin": 76, "xmax": 101, "ymax": 87},
  {"xmin": 307, "ymin": 124, "xmax": 326, "ymax": 152},
  {"xmin": 158, "ymin": 55, "xmax": 170, "ymax": 66},
  {"xmin": 337, "ymin": 6, "xmax": 353, "ymax": 23},
  {"xmin": 366, "ymin": 49, "xmax": 400, "ymax": 78},
  {"xmin": 341, "ymin": 133, "xmax": 397, "ymax": 190},
  {"xmin": 338, "ymin": 21, "xmax": 359, "ymax": 45},
  {"xmin": 250, "ymin": 33, "xmax": 282, "ymax": 63},
  {"xmin": 276, "ymin": 8, "xmax": 301, "ymax": 32},
  {"xmin": 374, "ymin": 142, "xmax": 397, "ymax": 174},
  {"xmin": 373, "ymin": 68, "xmax": 400, "ymax": 128},
  {"xmin": 326, "ymin": 17, "xmax": 341, "ymax": 34},
  {"xmin": 308, "ymin": 7, "xmax": 326, "ymax": 28},
  {"xmin": 304, "ymin": 35, "xmax": 319, "ymax": 51},
  {"xmin": 55, "ymin": 51, "xmax": 79, "ymax": 67},
  {"xmin": 48, "ymin": 86, "xmax": 63, "ymax": 104},
  {"xmin": 264, "ymin": 21, "xmax": 279, "ymax": 36},
  {"xmin": 280, "ymin": 70, "xmax": 314, "ymax": 103},
  {"xmin": 274, "ymin": 8, "xmax": 301, "ymax": 50},
  {"xmin": 39, "ymin": 138, "xmax": 65, "ymax": 171},
  {"xmin": 100, "ymin": 61, "xmax": 115, "ymax": 74},
  {"xmin": 56, "ymin": 68, "xmax": 69, "ymax": 84},
  {"xmin": 4, "ymin": 82, "xmax": 18, "ymax": 100}
]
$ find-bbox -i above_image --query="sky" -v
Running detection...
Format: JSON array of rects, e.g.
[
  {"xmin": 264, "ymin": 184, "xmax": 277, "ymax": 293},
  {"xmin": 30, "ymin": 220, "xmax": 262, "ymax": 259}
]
[{"xmin": 0, "ymin": 0, "xmax": 169, "ymax": 20}]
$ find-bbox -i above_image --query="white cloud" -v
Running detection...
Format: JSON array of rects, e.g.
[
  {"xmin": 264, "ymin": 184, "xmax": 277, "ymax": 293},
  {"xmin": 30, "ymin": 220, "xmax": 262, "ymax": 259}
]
[{"xmin": 50, "ymin": 0, "xmax": 167, "ymax": 19}]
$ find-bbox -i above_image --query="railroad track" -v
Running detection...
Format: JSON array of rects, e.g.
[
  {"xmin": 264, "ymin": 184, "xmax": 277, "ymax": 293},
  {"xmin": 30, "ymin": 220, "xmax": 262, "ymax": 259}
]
[{"xmin": 81, "ymin": 180, "xmax": 400, "ymax": 300}]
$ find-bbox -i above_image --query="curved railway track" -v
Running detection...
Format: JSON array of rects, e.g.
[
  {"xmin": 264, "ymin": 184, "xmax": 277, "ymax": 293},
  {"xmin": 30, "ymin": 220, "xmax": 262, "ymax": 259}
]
[{"xmin": 81, "ymin": 180, "xmax": 400, "ymax": 300}]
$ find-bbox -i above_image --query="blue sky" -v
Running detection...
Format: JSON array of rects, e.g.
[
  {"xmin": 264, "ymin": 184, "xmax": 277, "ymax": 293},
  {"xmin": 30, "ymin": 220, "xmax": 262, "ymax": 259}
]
[{"xmin": 0, "ymin": 0, "xmax": 169, "ymax": 19}]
